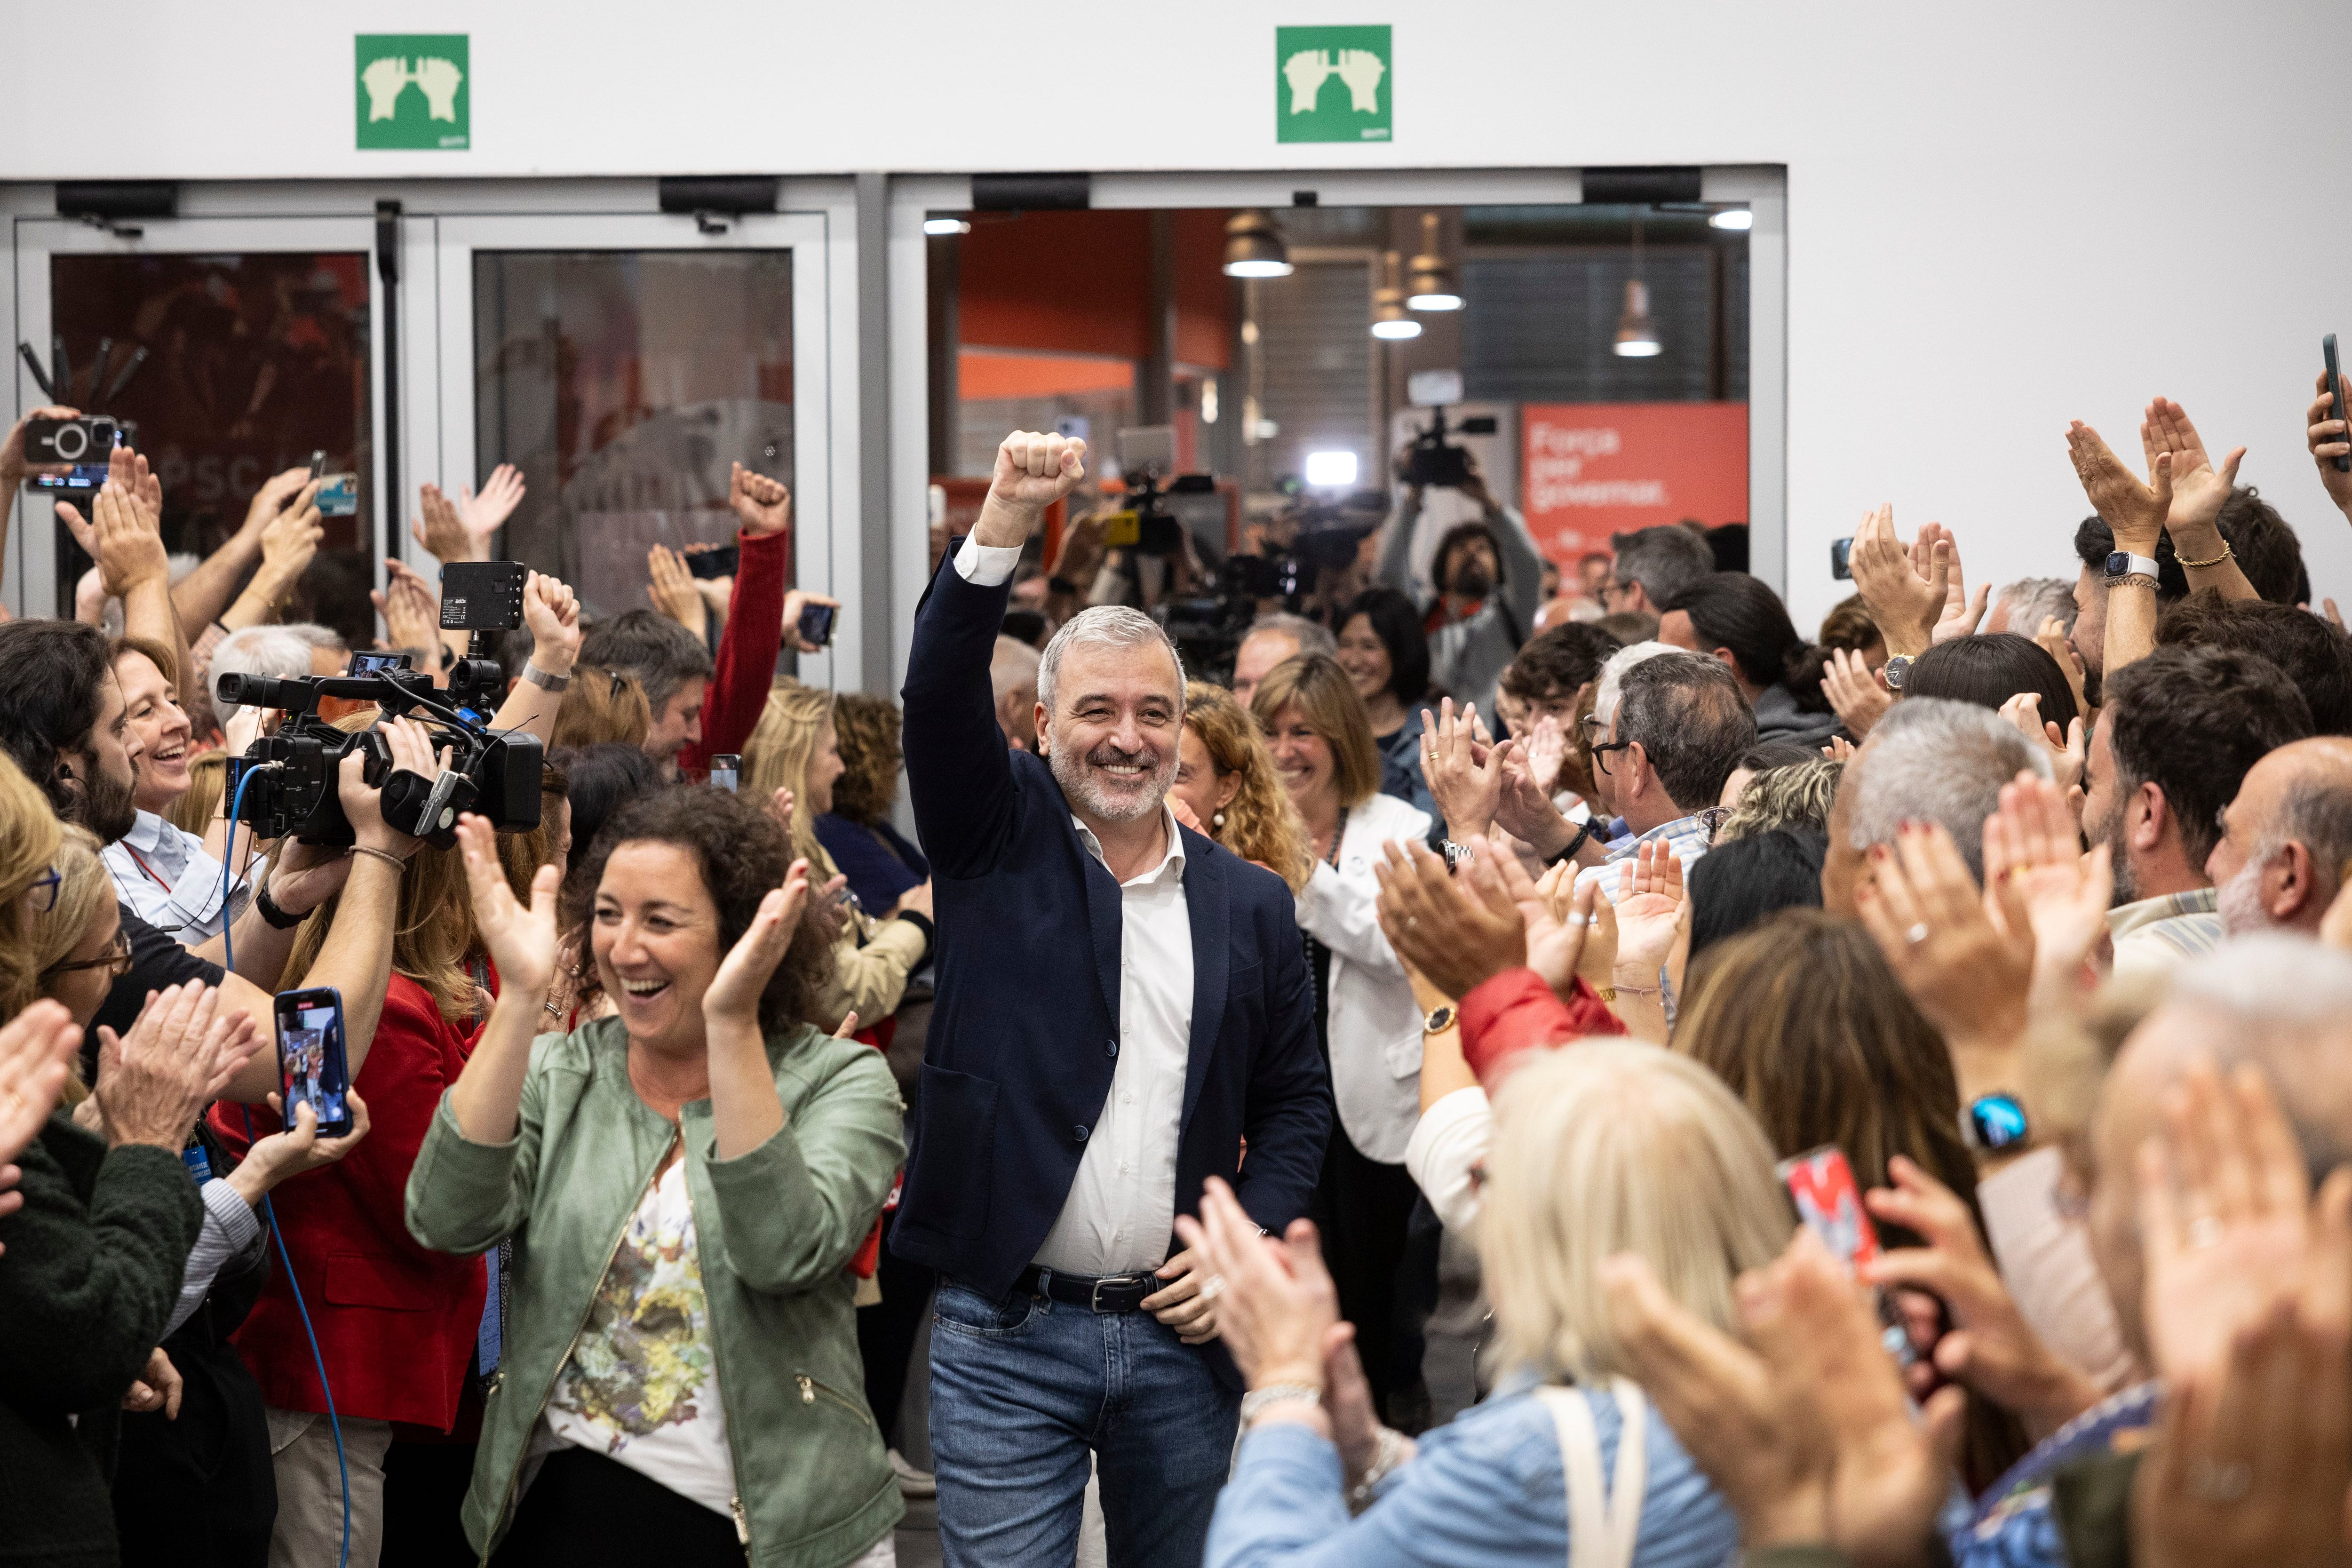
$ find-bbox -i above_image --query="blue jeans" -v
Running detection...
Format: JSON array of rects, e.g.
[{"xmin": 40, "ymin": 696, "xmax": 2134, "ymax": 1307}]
[{"xmin": 930, "ymin": 1276, "xmax": 1241, "ymax": 1568}]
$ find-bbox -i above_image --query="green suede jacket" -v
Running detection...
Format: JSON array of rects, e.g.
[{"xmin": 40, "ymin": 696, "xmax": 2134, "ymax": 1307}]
[{"xmin": 405, "ymin": 1018, "xmax": 905, "ymax": 1568}]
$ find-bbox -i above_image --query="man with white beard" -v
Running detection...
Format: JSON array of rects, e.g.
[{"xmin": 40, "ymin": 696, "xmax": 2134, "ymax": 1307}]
[
  {"xmin": 896, "ymin": 430, "xmax": 1330, "ymax": 1568},
  {"xmin": 2078, "ymin": 644, "xmax": 2310, "ymax": 978},
  {"xmin": 2208, "ymin": 734, "xmax": 2352, "ymax": 937}
]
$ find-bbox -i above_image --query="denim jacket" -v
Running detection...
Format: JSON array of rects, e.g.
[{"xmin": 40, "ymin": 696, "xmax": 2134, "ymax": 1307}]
[{"xmin": 405, "ymin": 1018, "xmax": 905, "ymax": 1568}]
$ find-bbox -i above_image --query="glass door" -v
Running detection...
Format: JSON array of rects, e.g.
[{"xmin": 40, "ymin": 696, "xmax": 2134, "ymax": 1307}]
[
  {"xmin": 416, "ymin": 210, "xmax": 845, "ymax": 686},
  {"xmin": 8, "ymin": 215, "xmax": 385, "ymax": 628}
]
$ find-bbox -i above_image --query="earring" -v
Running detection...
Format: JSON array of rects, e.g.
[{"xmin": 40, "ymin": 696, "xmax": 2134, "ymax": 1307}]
[{"xmin": 1212, "ymin": 811, "xmax": 1225, "ymax": 828}]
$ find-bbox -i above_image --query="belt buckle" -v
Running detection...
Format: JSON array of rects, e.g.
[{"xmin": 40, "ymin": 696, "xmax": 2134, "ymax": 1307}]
[{"xmin": 1091, "ymin": 1274, "xmax": 1140, "ymax": 1312}]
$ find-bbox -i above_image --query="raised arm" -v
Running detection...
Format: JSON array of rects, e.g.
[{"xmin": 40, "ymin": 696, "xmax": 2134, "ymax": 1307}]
[
  {"xmin": 903, "ymin": 430, "xmax": 1087, "ymax": 878},
  {"xmin": 2143, "ymin": 398, "xmax": 2260, "ymax": 602},
  {"xmin": 61, "ymin": 447, "xmax": 190, "ymax": 692},
  {"xmin": 0, "ymin": 405, "xmax": 79, "ymax": 593},
  {"xmin": 1373, "ymin": 481, "xmax": 1422, "ymax": 595},
  {"xmin": 681, "ymin": 462, "xmax": 796, "ymax": 774},
  {"xmin": 486, "ymin": 570, "xmax": 582, "ymax": 748},
  {"xmin": 172, "ymin": 466, "xmax": 310, "ymax": 633},
  {"xmin": 2066, "ymin": 420, "xmax": 2170, "ymax": 675}
]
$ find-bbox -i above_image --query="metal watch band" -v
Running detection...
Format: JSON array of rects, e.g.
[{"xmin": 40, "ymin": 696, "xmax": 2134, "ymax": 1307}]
[{"xmin": 521, "ymin": 661, "xmax": 571, "ymax": 692}]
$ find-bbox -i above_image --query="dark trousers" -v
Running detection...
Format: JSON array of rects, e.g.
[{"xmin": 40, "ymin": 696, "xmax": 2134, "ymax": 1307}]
[
  {"xmin": 1306, "ymin": 1119, "xmax": 1422, "ymax": 1421},
  {"xmin": 858, "ymin": 1205, "xmax": 934, "ymax": 1450},
  {"xmin": 492, "ymin": 1447, "xmax": 746, "ymax": 1566},
  {"xmin": 380, "ymin": 1440, "xmax": 478, "ymax": 1567},
  {"xmin": 112, "ymin": 1335, "xmax": 275, "ymax": 1568}
]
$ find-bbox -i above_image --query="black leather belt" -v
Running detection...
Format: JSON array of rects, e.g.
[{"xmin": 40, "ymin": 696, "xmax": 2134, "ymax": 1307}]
[{"xmin": 1016, "ymin": 1265, "xmax": 1153, "ymax": 1313}]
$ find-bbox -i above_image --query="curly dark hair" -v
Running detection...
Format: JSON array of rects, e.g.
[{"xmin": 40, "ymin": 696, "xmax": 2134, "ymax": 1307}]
[
  {"xmin": 559, "ymin": 785, "xmax": 834, "ymax": 1035},
  {"xmin": 829, "ymin": 692, "xmax": 904, "ymax": 826}
]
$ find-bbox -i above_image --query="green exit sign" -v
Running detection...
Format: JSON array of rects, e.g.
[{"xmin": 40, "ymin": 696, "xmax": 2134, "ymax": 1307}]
[
  {"xmin": 1276, "ymin": 25, "xmax": 1391, "ymax": 143},
  {"xmin": 355, "ymin": 34, "xmax": 469, "ymax": 151}
]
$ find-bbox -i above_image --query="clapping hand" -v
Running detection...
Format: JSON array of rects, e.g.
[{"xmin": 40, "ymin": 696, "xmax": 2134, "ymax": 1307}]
[
  {"xmin": 1473, "ymin": 838, "xmax": 1603, "ymax": 1000},
  {"xmin": 1982, "ymin": 769, "xmax": 2108, "ymax": 1010},
  {"xmin": 1172, "ymin": 1177, "xmax": 1341, "ymax": 1400},
  {"xmin": 647, "ymin": 545, "xmax": 707, "ymax": 637},
  {"xmin": 409, "ymin": 483, "xmax": 475, "ymax": 564},
  {"xmin": 1607, "ymin": 1229, "xmax": 1965, "ymax": 1561},
  {"xmin": 60, "ymin": 451, "xmax": 168, "ymax": 597},
  {"xmin": 2066, "ymin": 419, "xmax": 2172, "ymax": 555},
  {"xmin": 457, "ymin": 463, "xmax": 526, "ymax": 548},
  {"xmin": 2142, "ymin": 397, "xmax": 2244, "ymax": 538},
  {"xmin": 1524, "ymin": 714, "xmax": 1568, "ymax": 796},
  {"xmin": 1911, "ymin": 522, "xmax": 1988, "ymax": 643},
  {"xmin": 1821, "ymin": 647, "xmax": 1891, "ymax": 739},
  {"xmin": 1846, "ymin": 504, "xmax": 1945, "ymax": 659},
  {"xmin": 455, "ymin": 813, "xmax": 563, "ymax": 995},
  {"xmin": 1612, "ymin": 838, "xmax": 1688, "ymax": 982},
  {"xmin": 1996, "ymin": 692, "xmax": 2083, "ymax": 797},
  {"xmin": 1852, "ymin": 821, "xmax": 2033, "ymax": 1059},
  {"xmin": 0, "ymin": 1001, "xmax": 80, "ymax": 1172},
  {"xmin": 1421, "ymin": 698, "xmax": 1514, "ymax": 843},
  {"xmin": 728, "ymin": 463, "xmax": 792, "ymax": 539},
  {"xmin": 91, "ymin": 982, "xmax": 260, "ymax": 1152},
  {"xmin": 702, "ymin": 858, "xmax": 813, "ymax": 1026},
  {"xmin": 371, "ymin": 556, "xmax": 441, "ymax": 655},
  {"xmin": 240, "ymin": 466, "xmax": 316, "ymax": 537},
  {"xmin": 1374, "ymin": 838, "xmax": 1526, "ymax": 1002}
]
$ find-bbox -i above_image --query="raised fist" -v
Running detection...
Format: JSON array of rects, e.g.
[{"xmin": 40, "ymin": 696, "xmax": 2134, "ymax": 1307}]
[
  {"xmin": 973, "ymin": 431, "xmax": 1087, "ymax": 549},
  {"xmin": 1336, "ymin": 49, "xmax": 1385, "ymax": 114}
]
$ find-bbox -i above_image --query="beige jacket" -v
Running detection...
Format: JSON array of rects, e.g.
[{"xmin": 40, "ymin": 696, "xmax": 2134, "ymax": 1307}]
[{"xmin": 810, "ymin": 840, "xmax": 927, "ymax": 1033}]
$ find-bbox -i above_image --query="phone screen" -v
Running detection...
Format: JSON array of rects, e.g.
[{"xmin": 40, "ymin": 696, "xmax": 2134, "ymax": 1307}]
[
  {"xmin": 709, "ymin": 754, "xmax": 740, "ymax": 793},
  {"xmin": 797, "ymin": 602, "xmax": 837, "ymax": 648},
  {"xmin": 1830, "ymin": 537, "xmax": 1854, "ymax": 580},
  {"xmin": 275, "ymin": 989, "xmax": 352, "ymax": 1137}
]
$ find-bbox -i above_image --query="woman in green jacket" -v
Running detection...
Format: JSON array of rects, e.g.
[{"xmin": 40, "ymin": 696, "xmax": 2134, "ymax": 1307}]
[{"xmin": 406, "ymin": 787, "xmax": 904, "ymax": 1568}]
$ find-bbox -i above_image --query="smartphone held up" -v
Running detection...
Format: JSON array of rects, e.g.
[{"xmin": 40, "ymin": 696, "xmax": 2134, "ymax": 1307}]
[{"xmin": 275, "ymin": 987, "xmax": 353, "ymax": 1138}]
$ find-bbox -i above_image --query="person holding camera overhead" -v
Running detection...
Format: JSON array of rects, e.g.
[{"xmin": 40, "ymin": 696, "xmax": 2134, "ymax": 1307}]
[{"xmin": 1374, "ymin": 439, "xmax": 1546, "ymax": 724}]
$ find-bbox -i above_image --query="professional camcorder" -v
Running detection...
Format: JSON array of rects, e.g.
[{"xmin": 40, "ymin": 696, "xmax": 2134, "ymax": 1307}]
[
  {"xmin": 218, "ymin": 561, "xmax": 541, "ymax": 848},
  {"xmin": 1158, "ymin": 486, "xmax": 1385, "ymax": 679},
  {"xmin": 1400, "ymin": 406, "xmax": 1497, "ymax": 489}
]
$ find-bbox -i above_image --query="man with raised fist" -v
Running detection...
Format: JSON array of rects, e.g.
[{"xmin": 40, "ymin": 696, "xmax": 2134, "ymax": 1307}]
[{"xmin": 896, "ymin": 430, "xmax": 1330, "ymax": 1567}]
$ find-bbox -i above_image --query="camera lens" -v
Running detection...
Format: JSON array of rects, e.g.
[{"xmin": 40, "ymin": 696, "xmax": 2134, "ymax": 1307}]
[{"xmin": 52, "ymin": 423, "xmax": 87, "ymax": 461}]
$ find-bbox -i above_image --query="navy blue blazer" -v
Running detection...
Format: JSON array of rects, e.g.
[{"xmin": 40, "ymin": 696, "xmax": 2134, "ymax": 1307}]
[{"xmin": 891, "ymin": 544, "xmax": 1331, "ymax": 1301}]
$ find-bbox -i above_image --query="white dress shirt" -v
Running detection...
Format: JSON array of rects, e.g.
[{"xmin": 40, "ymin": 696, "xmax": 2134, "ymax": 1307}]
[
  {"xmin": 103, "ymin": 808, "xmax": 248, "ymax": 942},
  {"xmin": 954, "ymin": 530, "xmax": 1200, "ymax": 1279}
]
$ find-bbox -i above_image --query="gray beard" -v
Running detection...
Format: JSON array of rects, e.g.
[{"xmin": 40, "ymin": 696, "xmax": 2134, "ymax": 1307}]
[
  {"xmin": 2216, "ymin": 854, "xmax": 2269, "ymax": 937},
  {"xmin": 1047, "ymin": 734, "xmax": 1175, "ymax": 825}
]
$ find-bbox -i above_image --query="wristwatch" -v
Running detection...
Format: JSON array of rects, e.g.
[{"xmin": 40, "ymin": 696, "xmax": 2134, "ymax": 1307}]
[
  {"xmin": 1439, "ymin": 839, "xmax": 1473, "ymax": 872},
  {"xmin": 254, "ymin": 882, "xmax": 309, "ymax": 931},
  {"xmin": 1882, "ymin": 653, "xmax": 1914, "ymax": 692},
  {"xmin": 2104, "ymin": 549, "xmax": 2160, "ymax": 586},
  {"xmin": 1422, "ymin": 1004, "xmax": 1455, "ymax": 1035},
  {"xmin": 1962, "ymin": 1092, "xmax": 2031, "ymax": 1152},
  {"xmin": 1545, "ymin": 818, "xmax": 1597, "ymax": 867},
  {"xmin": 521, "ymin": 661, "xmax": 571, "ymax": 692}
]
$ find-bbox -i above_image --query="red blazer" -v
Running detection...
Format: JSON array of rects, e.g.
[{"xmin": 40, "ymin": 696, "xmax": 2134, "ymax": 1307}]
[
  {"xmin": 211, "ymin": 974, "xmax": 487, "ymax": 1430},
  {"xmin": 1457, "ymin": 968, "xmax": 1626, "ymax": 1090},
  {"xmin": 680, "ymin": 523, "xmax": 789, "ymax": 777}
]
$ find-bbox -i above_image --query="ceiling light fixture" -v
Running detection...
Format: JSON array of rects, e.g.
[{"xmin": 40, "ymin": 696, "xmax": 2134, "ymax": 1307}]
[
  {"xmin": 923, "ymin": 215, "xmax": 971, "ymax": 236},
  {"xmin": 1372, "ymin": 250, "xmax": 1422, "ymax": 340},
  {"xmin": 1708, "ymin": 207, "xmax": 1753, "ymax": 231},
  {"xmin": 1222, "ymin": 210, "xmax": 1295, "ymax": 278},
  {"xmin": 1406, "ymin": 212, "xmax": 1461, "ymax": 311},
  {"xmin": 1613, "ymin": 213, "xmax": 1661, "ymax": 357}
]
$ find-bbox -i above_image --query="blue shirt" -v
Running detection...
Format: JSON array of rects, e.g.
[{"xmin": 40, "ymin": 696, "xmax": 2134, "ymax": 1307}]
[{"xmin": 1207, "ymin": 1381, "xmax": 1739, "ymax": 1568}]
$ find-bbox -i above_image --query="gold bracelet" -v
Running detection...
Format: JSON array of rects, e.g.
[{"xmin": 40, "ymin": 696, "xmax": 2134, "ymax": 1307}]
[
  {"xmin": 1595, "ymin": 986, "xmax": 1618, "ymax": 1003},
  {"xmin": 2177, "ymin": 541, "xmax": 2233, "ymax": 569},
  {"xmin": 349, "ymin": 844, "xmax": 407, "ymax": 872}
]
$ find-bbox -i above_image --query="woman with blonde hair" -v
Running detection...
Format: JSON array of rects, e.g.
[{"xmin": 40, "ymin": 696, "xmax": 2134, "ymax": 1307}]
[
  {"xmin": 550, "ymin": 664, "xmax": 652, "ymax": 751},
  {"xmin": 743, "ymin": 682, "xmax": 932, "ymax": 1035},
  {"xmin": 1249, "ymin": 652, "xmax": 1430, "ymax": 1419},
  {"xmin": 0, "ymin": 748, "xmax": 70, "ymax": 1020},
  {"xmin": 1185, "ymin": 1041, "xmax": 1786, "ymax": 1566},
  {"xmin": 1172, "ymin": 681, "xmax": 1313, "ymax": 892}
]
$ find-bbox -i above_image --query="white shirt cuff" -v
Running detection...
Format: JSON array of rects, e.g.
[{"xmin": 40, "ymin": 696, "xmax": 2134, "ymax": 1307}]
[
  {"xmin": 954, "ymin": 536, "xmax": 1024, "ymax": 587},
  {"xmin": 1404, "ymin": 1085, "xmax": 1493, "ymax": 1236}
]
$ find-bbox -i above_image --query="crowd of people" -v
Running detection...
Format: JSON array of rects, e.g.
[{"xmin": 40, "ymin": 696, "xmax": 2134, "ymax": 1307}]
[{"xmin": 1, "ymin": 366, "xmax": 2351, "ymax": 1568}]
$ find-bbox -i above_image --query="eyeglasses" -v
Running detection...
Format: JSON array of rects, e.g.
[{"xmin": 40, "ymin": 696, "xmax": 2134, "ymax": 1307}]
[
  {"xmin": 1590, "ymin": 739, "xmax": 1633, "ymax": 777},
  {"xmin": 43, "ymin": 928, "xmax": 132, "ymax": 982},
  {"xmin": 25, "ymin": 866, "xmax": 61, "ymax": 913}
]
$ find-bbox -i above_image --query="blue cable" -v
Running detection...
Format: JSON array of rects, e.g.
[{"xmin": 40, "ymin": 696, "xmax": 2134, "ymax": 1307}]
[{"xmin": 222, "ymin": 768, "xmax": 352, "ymax": 1568}]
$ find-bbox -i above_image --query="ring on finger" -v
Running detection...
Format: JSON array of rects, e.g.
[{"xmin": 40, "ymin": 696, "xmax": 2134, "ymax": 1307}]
[
  {"xmin": 2188, "ymin": 1215, "xmax": 2225, "ymax": 1249},
  {"xmin": 1904, "ymin": 922, "xmax": 1931, "ymax": 945},
  {"xmin": 1199, "ymin": 1274, "xmax": 1227, "ymax": 1303}
]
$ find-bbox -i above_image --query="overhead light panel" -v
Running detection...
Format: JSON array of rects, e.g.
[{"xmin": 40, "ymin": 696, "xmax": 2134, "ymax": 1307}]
[
  {"xmin": 1708, "ymin": 207, "xmax": 1752, "ymax": 231},
  {"xmin": 924, "ymin": 215, "xmax": 971, "ymax": 236},
  {"xmin": 1304, "ymin": 450, "xmax": 1359, "ymax": 487},
  {"xmin": 1406, "ymin": 212, "xmax": 1461, "ymax": 311},
  {"xmin": 1222, "ymin": 210, "xmax": 1294, "ymax": 278},
  {"xmin": 1372, "ymin": 249, "xmax": 1422, "ymax": 339},
  {"xmin": 1613, "ymin": 279, "xmax": 1661, "ymax": 357}
]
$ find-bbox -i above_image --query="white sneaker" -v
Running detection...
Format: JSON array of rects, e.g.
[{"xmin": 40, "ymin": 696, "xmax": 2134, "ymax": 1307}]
[{"xmin": 889, "ymin": 1448, "xmax": 937, "ymax": 1499}]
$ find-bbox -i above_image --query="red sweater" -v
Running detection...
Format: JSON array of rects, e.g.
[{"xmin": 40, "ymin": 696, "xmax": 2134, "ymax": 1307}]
[
  {"xmin": 680, "ymin": 523, "xmax": 789, "ymax": 776},
  {"xmin": 1456, "ymin": 968, "xmax": 1626, "ymax": 1090},
  {"xmin": 210, "ymin": 974, "xmax": 487, "ymax": 1430}
]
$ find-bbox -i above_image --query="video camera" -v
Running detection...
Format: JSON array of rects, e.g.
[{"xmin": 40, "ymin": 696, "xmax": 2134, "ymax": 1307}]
[
  {"xmin": 218, "ymin": 560, "xmax": 542, "ymax": 848},
  {"xmin": 1158, "ymin": 486, "xmax": 1387, "ymax": 679},
  {"xmin": 1400, "ymin": 406, "xmax": 1498, "ymax": 490}
]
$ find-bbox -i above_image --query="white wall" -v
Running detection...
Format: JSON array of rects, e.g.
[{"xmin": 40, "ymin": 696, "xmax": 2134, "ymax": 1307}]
[{"xmin": 8, "ymin": 0, "xmax": 2348, "ymax": 626}]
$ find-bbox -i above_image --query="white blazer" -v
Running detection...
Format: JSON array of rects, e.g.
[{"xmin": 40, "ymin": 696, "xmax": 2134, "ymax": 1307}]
[{"xmin": 1293, "ymin": 789, "xmax": 1433, "ymax": 1164}]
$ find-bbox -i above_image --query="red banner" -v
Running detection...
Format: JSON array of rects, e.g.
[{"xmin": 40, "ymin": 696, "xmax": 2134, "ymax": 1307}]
[{"xmin": 1521, "ymin": 402, "xmax": 1748, "ymax": 563}]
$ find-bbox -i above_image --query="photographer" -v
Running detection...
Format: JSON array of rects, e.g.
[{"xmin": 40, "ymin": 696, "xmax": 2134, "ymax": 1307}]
[
  {"xmin": 1374, "ymin": 444, "xmax": 1545, "ymax": 722},
  {"xmin": 0, "ymin": 617, "xmax": 430, "ymax": 1104}
]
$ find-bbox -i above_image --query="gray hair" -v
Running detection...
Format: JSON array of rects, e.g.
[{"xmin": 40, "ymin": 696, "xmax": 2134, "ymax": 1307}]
[
  {"xmin": 1243, "ymin": 611, "xmax": 1336, "ymax": 660},
  {"xmin": 1996, "ymin": 577, "xmax": 2078, "ymax": 635},
  {"xmin": 2171, "ymin": 935, "xmax": 2352, "ymax": 1174},
  {"xmin": 1592, "ymin": 639, "xmax": 1674, "ymax": 729},
  {"xmin": 210, "ymin": 625, "xmax": 315, "ymax": 718},
  {"xmin": 1616, "ymin": 651, "xmax": 1757, "ymax": 812},
  {"xmin": 1609, "ymin": 525, "xmax": 1716, "ymax": 606},
  {"xmin": 991, "ymin": 634, "xmax": 1042, "ymax": 702},
  {"xmin": 1843, "ymin": 697, "xmax": 2050, "ymax": 882},
  {"xmin": 1037, "ymin": 605, "xmax": 1185, "ymax": 715},
  {"xmin": 279, "ymin": 621, "xmax": 349, "ymax": 654}
]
